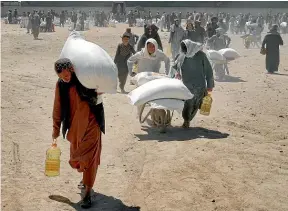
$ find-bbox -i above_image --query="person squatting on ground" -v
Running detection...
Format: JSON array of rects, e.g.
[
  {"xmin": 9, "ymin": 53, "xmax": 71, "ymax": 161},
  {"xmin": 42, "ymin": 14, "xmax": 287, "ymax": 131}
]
[
  {"xmin": 207, "ymin": 28, "xmax": 231, "ymax": 81},
  {"xmin": 52, "ymin": 58, "xmax": 105, "ymax": 209},
  {"xmin": 114, "ymin": 32, "xmax": 136, "ymax": 93},
  {"xmin": 262, "ymin": 24, "xmax": 284, "ymax": 74},
  {"xmin": 127, "ymin": 38, "xmax": 170, "ymax": 76},
  {"xmin": 169, "ymin": 40, "xmax": 214, "ymax": 128}
]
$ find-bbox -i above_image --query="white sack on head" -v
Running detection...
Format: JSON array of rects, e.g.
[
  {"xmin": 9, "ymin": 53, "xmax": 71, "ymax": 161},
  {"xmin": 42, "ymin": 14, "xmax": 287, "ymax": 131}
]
[
  {"xmin": 218, "ymin": 48, "xmax": 240, "ymax": 60},
  {"xmin": 59, "ymin": 31, "xmax": 118, "ymax": 93},
  {"xmin": 128, "ymin": 78, "xmax": 193, "ymax": 106},
  {"xmin": 206, "ymin": 50, "xmax": 226, "ymax": 61}
]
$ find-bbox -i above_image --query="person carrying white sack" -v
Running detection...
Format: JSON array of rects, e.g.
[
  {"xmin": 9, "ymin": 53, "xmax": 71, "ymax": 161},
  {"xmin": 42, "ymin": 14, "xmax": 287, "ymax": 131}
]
[
  {"xmin": 169, "ymin": 39, "xmax": 214, "ymax": 128},
  {"xmin": 207, "ymin": 27, "xmax": 231, "ymax": 81},
  {"xmin": 127, "ymin": 38, "xmax": 170, "ymax": 76}
]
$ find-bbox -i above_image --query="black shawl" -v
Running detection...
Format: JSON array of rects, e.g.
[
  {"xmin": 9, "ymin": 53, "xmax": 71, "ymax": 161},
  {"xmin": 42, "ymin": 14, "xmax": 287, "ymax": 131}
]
[{"xmin": 58, "ymin": 73, "xmax": 105, "ymax": 138}]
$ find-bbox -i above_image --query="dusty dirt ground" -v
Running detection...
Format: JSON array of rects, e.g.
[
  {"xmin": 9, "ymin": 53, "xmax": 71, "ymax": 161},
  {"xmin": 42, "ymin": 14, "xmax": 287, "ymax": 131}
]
[{"xmin": 1, "ymin": 22, "xmax": 288, "ymax": 211}]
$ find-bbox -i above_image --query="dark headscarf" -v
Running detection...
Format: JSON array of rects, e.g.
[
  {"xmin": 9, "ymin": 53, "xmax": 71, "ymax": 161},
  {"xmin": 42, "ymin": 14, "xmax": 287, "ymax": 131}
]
[
  {"xmin": 54, "ymin": 58, "xmax": 105, "ymax": 137},
  {"xmin": 144, "ymin": 24, "xmax": 159, "ymax": 37},
  {"xmin": 121, "ymin": 32, "xmax": 130, "ymax": 38},
  {"xmin": 137, "ymin": 24, "xmax": 162, "ymax": 51},
  {"xmin": 269, "ymin": 24, "xmax": 279, "ymax": 33}
]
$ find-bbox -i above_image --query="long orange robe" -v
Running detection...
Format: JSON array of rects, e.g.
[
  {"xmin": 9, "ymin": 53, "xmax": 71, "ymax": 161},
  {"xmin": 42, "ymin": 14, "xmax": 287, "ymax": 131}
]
[{"xmin": 52, "ymin": 82, "xmax": 102, "ymax": 187}]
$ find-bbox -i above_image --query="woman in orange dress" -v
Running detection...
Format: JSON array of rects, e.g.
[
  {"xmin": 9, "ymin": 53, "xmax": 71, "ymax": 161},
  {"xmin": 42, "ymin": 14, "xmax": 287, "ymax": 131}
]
[{"xmin": 52, "ymin": 58, "xmax": 105, "ymax": 209}]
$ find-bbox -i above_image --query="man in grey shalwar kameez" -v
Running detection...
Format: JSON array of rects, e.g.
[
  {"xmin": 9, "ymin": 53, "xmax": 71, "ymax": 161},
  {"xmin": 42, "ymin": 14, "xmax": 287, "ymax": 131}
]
[
  {"xmin": 262, "ymin": 25, "xmax": 284, "ymax": 73},
  {"xmin": 169, "ymin": 19, "xmax": 185, "ymax": 61}
]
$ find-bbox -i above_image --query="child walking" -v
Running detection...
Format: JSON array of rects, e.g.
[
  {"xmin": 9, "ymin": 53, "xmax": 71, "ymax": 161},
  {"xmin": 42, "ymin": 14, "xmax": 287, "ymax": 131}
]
[{"xmin": 114, "ymin": 32, "xmax": 136, "ymax": 93}]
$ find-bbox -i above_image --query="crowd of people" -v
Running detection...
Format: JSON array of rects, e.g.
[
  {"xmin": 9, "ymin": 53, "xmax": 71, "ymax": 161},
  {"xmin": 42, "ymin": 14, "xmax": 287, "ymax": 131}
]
[
  {"xmin": 5, "ymin": 7, "xmax": 285, "ymax": 209},
  {"xmin": 52, "ymin": 13, "xmax": 283, "ymax": 209}
]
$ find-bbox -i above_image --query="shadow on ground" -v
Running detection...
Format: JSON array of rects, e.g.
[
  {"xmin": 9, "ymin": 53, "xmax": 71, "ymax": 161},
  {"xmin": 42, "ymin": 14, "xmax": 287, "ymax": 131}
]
[
  {"xmin": 49, "ymin": 190, "xmax": 141, "ymax": 211},
  {"xmin": 135, "ymin": 125, "xmax": 229, "ymax": 142},
  {"xmin": 216, "ymin": 75, "xmax": 246, "ymax": 83},
  {"xmin": 272, "ymin": 72, "xmax": 288, "ymax": 76}
]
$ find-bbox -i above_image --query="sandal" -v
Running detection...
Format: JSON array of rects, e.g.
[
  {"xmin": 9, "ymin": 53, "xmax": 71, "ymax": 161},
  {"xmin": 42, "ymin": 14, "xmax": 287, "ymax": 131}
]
[{"xmin": 80, "ymin": 195, "xmax": 92, "ymax": 209}]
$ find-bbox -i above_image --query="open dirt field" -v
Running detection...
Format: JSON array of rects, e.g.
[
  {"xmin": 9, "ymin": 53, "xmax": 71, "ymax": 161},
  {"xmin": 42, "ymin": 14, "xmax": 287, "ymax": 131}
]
[{"xmin": 1, "ymin": 22, "xmax": 288, "ymax": 211}]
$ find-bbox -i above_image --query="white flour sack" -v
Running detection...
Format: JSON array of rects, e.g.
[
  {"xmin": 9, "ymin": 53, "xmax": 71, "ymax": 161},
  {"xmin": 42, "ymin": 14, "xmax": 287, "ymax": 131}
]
[
  {"xmin": 59, "ymin": 31, "xmax": 118, "ymax": 93},
  {"xmin": 206, "ymin": 50, "xmax": 226, "ymax": 61},
  {"xmin": 280, "ymin": 22, "xmax": 287, "ymax": 28},
  {"xmin": 128, "ymin": 78, "xmax": 194, "ymax": 106},
  {"xmin": 218, "ymin": 48, "xmax": 240, "ymax": 60},
  {"xmin": 149, "ymin": 99, "xmax": 185, "ymax": 112},
  {"xmin": 132, "ymin": 72, "xmax": 168, "ymax": 87}
]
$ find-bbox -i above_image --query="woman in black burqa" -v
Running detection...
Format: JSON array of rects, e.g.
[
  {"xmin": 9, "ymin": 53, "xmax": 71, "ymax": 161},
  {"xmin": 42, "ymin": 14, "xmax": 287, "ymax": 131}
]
[{"xmin": 136, "ymin": 24, "xmax": 163, "ymax": 52}]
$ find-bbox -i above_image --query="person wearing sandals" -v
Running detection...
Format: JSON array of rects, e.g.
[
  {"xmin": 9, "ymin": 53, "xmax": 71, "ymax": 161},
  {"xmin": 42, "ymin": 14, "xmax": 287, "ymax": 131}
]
[
  {"xmin": 169, "ymin": 40, "xmax": 214, "ymax": 128},
  {"xmin": 52, "ymin": 58, "xmax": 105, "ymax": 209}
]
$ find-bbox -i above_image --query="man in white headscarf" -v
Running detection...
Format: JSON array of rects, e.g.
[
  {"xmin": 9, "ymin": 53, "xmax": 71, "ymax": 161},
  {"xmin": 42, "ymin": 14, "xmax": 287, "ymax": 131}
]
[
  {"xmin": 169, "ymin": 39, "xmax": 214, "ymax": 128},
  {"xmin": 127, "ymin": 38, "xmax": 170, "ymax": 75}
]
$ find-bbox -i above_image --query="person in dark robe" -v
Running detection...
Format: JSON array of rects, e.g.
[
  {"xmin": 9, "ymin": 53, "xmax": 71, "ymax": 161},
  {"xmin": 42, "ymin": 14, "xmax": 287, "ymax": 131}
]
[
  {"xmin": 60, "ymin": 11, "xmax": 65, "ymax": 27},
  {"xmin": 114, "ymin": 33, "xmax": 136, "ymax": 93},
  {"xmin": 31, "ymin": 11, "xmax": 40, "ymax": 40},
  {"xmin": 71, "ymin": 11, "xmax": 77, "ymax": 29},
  {"xmin": 262, "ymin": 25, "xmax": 284, "ymax": 74},
  {"xmin": 7, "ymin": 10, "xmax": 12, "ymax": 24},
  {"xmin": 165, "ymin": 13, "xmax": 171, "ymax": 31},
  {"xmin": 127, "ymin": 10, "xmax": 134, "ymax": 27},
  {"xmin": 52, "ymin": 58, "xmax": 105, "ymax": 209},
  {"xmin": 169, "ymin": 40, "xmax": 214, "ymax": 128},
  {"xmin": 80, "ymin": 13, "xmax": 85, "ymax": 31},
  {"xmin": 45, "ymin": 11, "xmax": 52, "ymax": 32},
  {"xmin": 206, "ymin": 17, "xmax": 219, "ymax": 38},
  {"xmin": 137, "ymin": 24, "xmax": 163, "ymax": 52},
  {"xmin": 13, "ymin": 9, "xmax": 18, "ymax": 19},
  {"xmin": 184, "ymin": 22, "xmax": 197, "ymax": 42},
  {"xmin": 125, "ymin": 28, "xmax": 139, "ymax": 49},
  {"xmin": 194, "ymin": 20, "xmax": 206, "ymax": 44}
]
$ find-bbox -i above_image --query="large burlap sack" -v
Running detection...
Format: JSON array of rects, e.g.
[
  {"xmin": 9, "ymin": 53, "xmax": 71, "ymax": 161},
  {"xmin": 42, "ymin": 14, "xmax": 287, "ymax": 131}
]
[
  {"xmin": 218, "ymin": 48, "xmax": 240, "ymax": 60},
  {"xmin": 136, "ymin": 18, "xmax": 144, "ymax": 27},
  {"xmin": 59, "ymin": 31, "xmax": 118, "ymax": 93},
  {"xmin": 109, "ymin": 20, "xmax": 116, "ymax": 28},
  {"xmin": 206, "ymin": 50, "xmax": 226, "ymax": 61},
  {"xmin": 40, "ymin": 21, "xmax": 46, "ymax": 27},
  {"xmin": 131, "ymin": 72, "xmax": 168, "ymax": 87},
  {"xmin": 280, "ymin": 22, "xmax": 287, "ymax": 28},
  {"xmin": 206, "ymin": 50, "xmax": 226, "ymax": 64},
  {"xmin": 128, "ymin": 78, "xmax": 193, "ymax": 106},
  {"xmin": 149, "ymin": 99, "xmax": 185, "ymax": 112}
]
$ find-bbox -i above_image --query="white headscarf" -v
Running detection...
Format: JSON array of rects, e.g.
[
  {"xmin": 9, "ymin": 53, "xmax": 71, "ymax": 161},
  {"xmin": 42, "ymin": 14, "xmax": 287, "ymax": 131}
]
[
  {"xmin": 177, "ymin": 39, "xmax": 203, "ymax": 67},
  {"xmin": 170, "ymin": 39, "xmax": 203, "ymax": 77},
  {"xmin": 142, "ymin": 38, "xmax": 159, "ymax": 60}
]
